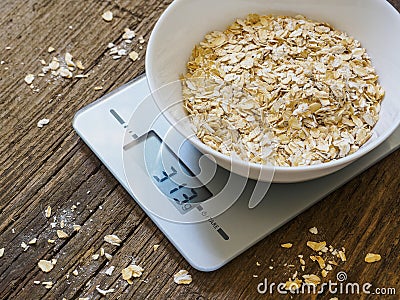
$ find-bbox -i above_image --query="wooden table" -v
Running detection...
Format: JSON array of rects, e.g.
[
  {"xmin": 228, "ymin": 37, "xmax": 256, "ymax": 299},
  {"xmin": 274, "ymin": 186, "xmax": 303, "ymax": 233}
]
[{"xmin": 1, "ymin": 1, "xmax": 399, "ymax": 299}]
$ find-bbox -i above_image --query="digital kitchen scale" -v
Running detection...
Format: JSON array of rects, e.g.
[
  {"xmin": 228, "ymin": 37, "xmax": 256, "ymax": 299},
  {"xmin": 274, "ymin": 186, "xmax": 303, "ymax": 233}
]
[{"xmin": 73, "ymin": 74, "xmax": 400, "ymax": 271}]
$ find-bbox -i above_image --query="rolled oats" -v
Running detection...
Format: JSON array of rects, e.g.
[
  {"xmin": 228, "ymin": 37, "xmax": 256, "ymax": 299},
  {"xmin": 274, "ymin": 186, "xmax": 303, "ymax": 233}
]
[
  {"xmin": 57, "ymin": 230, "xmax": 69, "ymax": 239},
  {"xmin": 38, "ymin": 259, "xmax": 55, "ymax": 273},
  {"xmin": 104, "ymin": 234, "xmax": 121, "ymax": 246},
  {"xmin": 28, "ymin": 238, "xmax": 37, "ymax": 245},
  {"xmin": 173, "ymin": 270, "xmax": 192, "ymax": 285},
  {"xmin": 182, "ymin": 14, "xmax": 384, "ymax": 166},
  {"xmin": 365, "ymin": 253, "xmax": 381, "ymax": 263},
  {"xmin": 122, "ymin": 264, "xmax": 144, "ymax": 284},
  {"xmin": 302, "ymin": 274, "xmax": 321, "ymax": 286},
  {"xmin": 309, "ymin": 227, "xmax": 318, "ymax": 235},
  {"xmin": 37, "ymin": 119, "xmax": 50, "ymax": 128},
  {"xmin": 129, "ymin": 51, "xmax": 139, "ymax": 61},
  {"xmin": 96, "ymin": 286, "xmax": 115, "ymax": 296},
  {"xmin": 102, "ymin": 11, "xmax": 113, "ymax": 22},
  {"xmin": 307, "ymin": 241, "xmax": 326, "ymax": 252},
  {"xmin": 24, "ymin": 74, "xmax": 35, "ymax": 85}
]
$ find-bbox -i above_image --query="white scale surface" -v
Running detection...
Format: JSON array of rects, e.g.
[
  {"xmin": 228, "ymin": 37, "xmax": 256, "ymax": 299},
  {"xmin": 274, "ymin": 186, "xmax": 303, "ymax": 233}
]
[{"xmin": 73, "ymin": 74, "xmax": 400, "ymax": 271}]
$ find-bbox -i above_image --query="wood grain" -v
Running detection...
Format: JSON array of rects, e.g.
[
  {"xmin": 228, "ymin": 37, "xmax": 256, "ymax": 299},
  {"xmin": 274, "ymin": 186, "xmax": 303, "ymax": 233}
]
[{"xmin": 0, "ymin": 1, "xmax": 399, "ymax": 299}]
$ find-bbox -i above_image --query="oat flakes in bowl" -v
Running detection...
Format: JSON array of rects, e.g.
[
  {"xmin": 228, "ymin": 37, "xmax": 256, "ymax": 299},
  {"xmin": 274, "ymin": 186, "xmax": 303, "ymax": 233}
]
[
  {"xmin": 146, "ymin": 0, "xmax": 400, "ymax": 182},
  {"xmin": 182, "ymin": 14, "xmax": 385, "ymax": 167}
]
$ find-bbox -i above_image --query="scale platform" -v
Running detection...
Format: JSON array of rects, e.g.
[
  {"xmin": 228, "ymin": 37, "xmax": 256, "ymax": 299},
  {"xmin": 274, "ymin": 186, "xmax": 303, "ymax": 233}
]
[{"xmin": 73, "ymin": 74, "xmax": 400, "ymax": 271}]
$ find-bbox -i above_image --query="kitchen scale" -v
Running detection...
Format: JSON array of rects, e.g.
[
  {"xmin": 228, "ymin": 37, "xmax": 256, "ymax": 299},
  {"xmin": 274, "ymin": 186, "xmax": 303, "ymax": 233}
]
[{"xmin": 73, "ymin": 74, "xmax": 400, "ymax": 271}]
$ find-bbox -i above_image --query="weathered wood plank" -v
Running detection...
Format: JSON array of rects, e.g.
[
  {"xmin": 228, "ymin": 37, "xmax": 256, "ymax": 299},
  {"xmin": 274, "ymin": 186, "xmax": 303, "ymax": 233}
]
[{"xmin": 1, "ymin": 0, "xmax": 399, "ymax": 299}]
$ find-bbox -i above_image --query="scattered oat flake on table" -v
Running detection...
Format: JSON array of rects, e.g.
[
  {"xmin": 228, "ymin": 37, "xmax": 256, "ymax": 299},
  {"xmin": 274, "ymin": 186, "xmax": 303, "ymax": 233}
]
[
  {"xmin": 105, "ymin": 253, "xmax": 113, "ymax": 260},
  {"xmin": 102, "ymin": 10, "xmax": 113, "ymax": 22},
  {"xmin": 117, "ymin": 49, "xmax": 127, "ymax": 56},
  {"xmin": 76, "ymin": 60, "xmax": 85, "ymax": 70},
  {"xmin": 307, "ymin": 241, "xmax": 326, "ymax": 252},
  {"xmin": 94, "ymin": 86, "xmax": 103, "ymax": 91},
  {"xmin": 122, "ymin": 28, "xmax": 135, "ymax": 39},
  {"xmin": 59, "ymin": 67, "xmax": 73, "ymax": 78},
  {"xmin": 302, "ymin": 274, "xmax": 321, "ymax": 286},
  {"xmin": 365, "ymin": 253, "xmax": 381, "ymax": 263},
  {"xmin": 281, "ymin": 243, "xmax": 293, "ymax": 249},
  {"xmin": 28, "ymin": 238, "xmax": 37, "ymax": 245},
  {"xmin": 21, "ymin": 242, "xmax": 29, "ymax": 251},
  {"xmin": 57, "ymin": 230, "xmax": 69, "ymax": 239},
  {"xmin": 37, "ymin": 119, "xmax": 50, "ymax": 128},
  {"xmin": 105, "ymin": 266, "xmax": 115, "ymax": 276},
  {"xmin": 75, "ymin": 74, "xmax": 88, "ymax": 78},
  {"xmin": 38, "ymin": 260, "xmax": 55, "ymax": 273},
  {"xmin": 309, "ymin": 227, "xmax": 318, "ymax": 235},
  {"xmin": 24, "ymin": 74, "xmax": 35, "ymax": 84},
  {"xmin": 72, "ymin": 269, "xmax": 79, "ymax": 276},
  {"xmin": 121, "ymin": 264, "xmax": 144, "ymax": 284},
  {"xmin": 321, "ymin": 269, "xmax": 328, "ymax": 278},
  {"xmin": 0, "ymin": 248, "xmax": 4, "ymax": 258},
  {"xmin": 96, "ymin": 286, "xmax": 115, "ymax": 296},
  {"xmin": 73, "ymin": 225, "xmax": 81, "ymax": 232},
  {"xmin": 310, "ymin": 255, "xmax": 325, "ymax": 269},
  {"xmin": 65, "ymin": 52, "xmax": 75, "ymax": 67},
  {"xmin": 338, "ymin": 250, "xmax": 346, "ymax": 262},
  {"xmin": 104, "ymin": 234, "xmax": 122, "ymax": 246},
  {"xmin": 92, "ymin": 254, "xmax": 100, "ymax": 260},
  {"xmin": 49, "ymin": 59, "xmax": 60, "ymax": 71},
  {"xmin": 173, "ymin": 270, "xmax": 192, "ymax": 285},
  {"xmin": 153, "ymin": 244, "xmax": 160, "ymax": 251},
  {"xmin": 129, "ymin": 51, "xmax": 139, "ymax": 61},
  {"xmin": 48, "ymin": 46, "xmax": 55, "ymax": 53}
]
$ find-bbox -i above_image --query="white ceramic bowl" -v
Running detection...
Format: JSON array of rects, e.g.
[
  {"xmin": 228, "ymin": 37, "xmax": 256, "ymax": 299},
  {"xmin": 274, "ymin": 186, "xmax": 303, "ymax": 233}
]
[{"xmin": 146, "ymin": 0, "xmax": 400, "ymax": 183}]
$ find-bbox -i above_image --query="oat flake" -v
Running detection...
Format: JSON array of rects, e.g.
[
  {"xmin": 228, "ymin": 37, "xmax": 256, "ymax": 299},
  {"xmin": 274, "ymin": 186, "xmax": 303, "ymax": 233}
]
[
  {"xmin": 104, "ymin": 234, "xmax": 121, "ymax": 246},
  {"xmin": 365, "ymin": 253, "xmax": 381, "ymax": 263},
  {"xmin": 24, "ymin": 74, "xmax": 35, "ymax": 84},
  {"xmin": 173, "ymin": 270, "xmax": 192, "ymax": 285},
  {"xmin": 38, "ymin": 119, "xmax": 50, "ymax": 128},
  {"xmin": 182, "ymin": 14, "xmax": 384, "ymax": 167},
  {"xmin": 96, "ymin": 286, "xmax": 115, "ymax": 295},
  {"xmin": 129, "ymin": 51, "xmax": 139, "ymax": 61},
  {"xmin": 102, "ymin": 11, "xmax": 113, "ymax": 22},
  {"xmin": 57, "ymin": 230, "xmax": 69, "ymax": 239},
  {"xmin": 38, "ymin": 260, "xmax": 54, "ymax": 273}
]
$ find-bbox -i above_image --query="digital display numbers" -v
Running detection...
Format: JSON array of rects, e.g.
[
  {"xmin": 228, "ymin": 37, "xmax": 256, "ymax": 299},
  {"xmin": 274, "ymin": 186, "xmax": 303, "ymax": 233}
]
[{"xmin": 144, "ymin": 131, "xmax": 213, "ymax": 214}]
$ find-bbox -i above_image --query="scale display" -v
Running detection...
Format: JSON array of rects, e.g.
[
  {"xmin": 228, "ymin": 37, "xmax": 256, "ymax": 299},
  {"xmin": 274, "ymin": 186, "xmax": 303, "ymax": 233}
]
[{"xmin": 143, "ymin": 131, "xmax": 213, "ymax": 214}]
